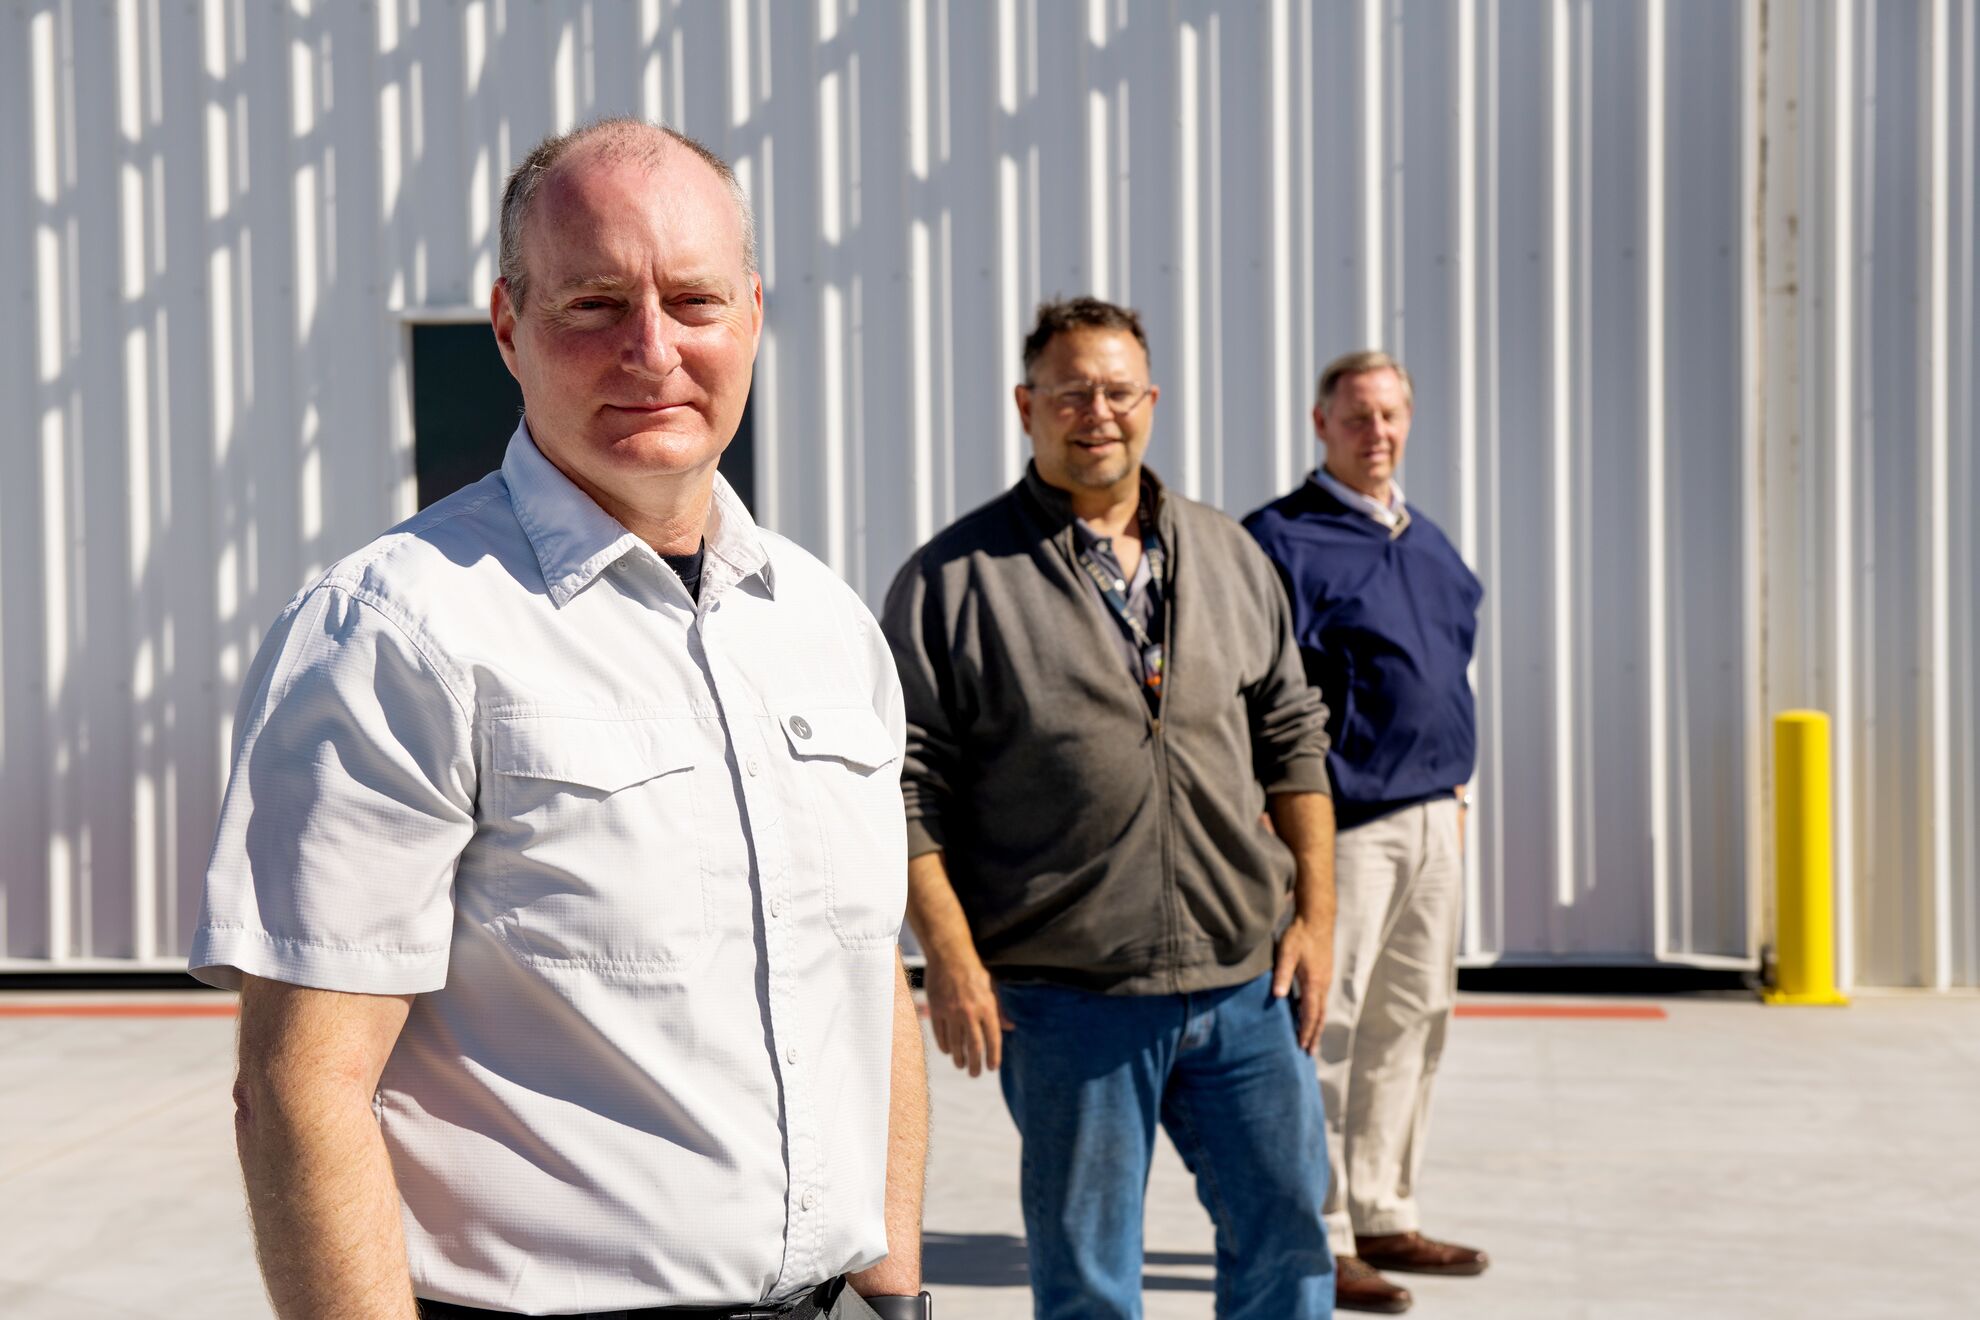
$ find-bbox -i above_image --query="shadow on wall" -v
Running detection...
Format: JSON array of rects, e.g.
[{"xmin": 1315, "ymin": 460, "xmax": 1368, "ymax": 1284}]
[{"xmin": 921, "ymin": 1232, "xmax": 1212, "ymax": 1293}]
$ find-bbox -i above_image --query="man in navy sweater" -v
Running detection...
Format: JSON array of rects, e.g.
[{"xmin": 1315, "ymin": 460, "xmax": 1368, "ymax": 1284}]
[{"xmin": 1245, "ymin": 351, "xmax": 1487, "ymax": 1316}]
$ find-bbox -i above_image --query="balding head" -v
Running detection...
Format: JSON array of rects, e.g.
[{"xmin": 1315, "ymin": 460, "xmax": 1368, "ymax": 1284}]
[
  {"xmin": 487, "ymin": 114, "xmax": 764, "ymax": 554},
  {"xmin": 498, "ymin": 118, "xmax": 756, "ymax": 308}
]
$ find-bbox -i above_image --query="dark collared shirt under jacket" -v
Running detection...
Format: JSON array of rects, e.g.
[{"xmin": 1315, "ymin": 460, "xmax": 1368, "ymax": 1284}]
[
  {"xmin": 1071, "ymin": 503, "xmax": 1164, "ymax": 705},
  {"xmin": 882, "ymin": 464, "xmax": 1332, "ymax": 996}
]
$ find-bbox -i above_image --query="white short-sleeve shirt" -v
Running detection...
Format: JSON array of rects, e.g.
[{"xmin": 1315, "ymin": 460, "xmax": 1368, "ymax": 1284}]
[{"xmin": 191, "ymin": 426, "xmax": 907, "ymax": 1312}]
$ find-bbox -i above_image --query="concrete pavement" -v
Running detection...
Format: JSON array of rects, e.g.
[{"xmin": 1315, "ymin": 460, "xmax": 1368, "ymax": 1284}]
[{"xmin": 2, "ymin": 991, "xmax": 1977, "ymax": 1318}]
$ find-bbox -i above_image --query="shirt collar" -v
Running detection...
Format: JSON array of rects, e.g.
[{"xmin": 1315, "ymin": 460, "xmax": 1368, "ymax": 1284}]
[
  {"xmin": 502, "ymin": 421, "xmax": 775, "ymax": 609},
  {"xmin": 1311, "ymin": 466, "xmax": 1410, "ymax": 536},
  {"xmin": 1072, "ymin": 517, "xmax": 1157, "ymax": 595},
  {"xmin": 1021, "ymin": 461, "xmax": 1172, "ymax": 539}
]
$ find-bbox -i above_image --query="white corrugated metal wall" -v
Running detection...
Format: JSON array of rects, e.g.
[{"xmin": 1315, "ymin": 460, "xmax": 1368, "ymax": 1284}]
[
  {"xmin": 1758, "ymin": 0, "xmax": 1980, "ymax": 990},
  {"xmin": 2, "ymin": 0, "xmax": 1973, "ymax": 986}
]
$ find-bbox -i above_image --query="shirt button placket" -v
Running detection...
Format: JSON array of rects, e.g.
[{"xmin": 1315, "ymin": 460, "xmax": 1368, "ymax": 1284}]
[
  {"xmin": 699, "ymin": 629, "xmax": 818, "ymax": 1293},
  {"xmin": 756, "ymin": 719, "xmax": 819, "ymax": 1291}
]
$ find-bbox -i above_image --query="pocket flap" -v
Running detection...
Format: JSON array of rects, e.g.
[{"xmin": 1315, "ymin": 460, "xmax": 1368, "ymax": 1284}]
[
  {"xmin": 776, "ymin": 705, "xmax": 899, "ymax": 773},
  {"xmin": 491, "ymin": 718, "xmax": 695, "ymax": 794}
]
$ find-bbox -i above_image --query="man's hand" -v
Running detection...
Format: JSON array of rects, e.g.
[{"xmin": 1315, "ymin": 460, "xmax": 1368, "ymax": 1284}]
[
  {"xmin": 1272, "ymin": 915, "xmax": 1333, "ymax": 1052},
  {"xmin": 922, "ymin": 947, "xmax": 1011, "ymax": 1076},
  {"xmin": 905, "ymin": 849, "xmax": 1012, "ymax": 1077},
  {"xmin": 1267, "ymin": 790, "xmax": 1337, "ymax": 1055}
]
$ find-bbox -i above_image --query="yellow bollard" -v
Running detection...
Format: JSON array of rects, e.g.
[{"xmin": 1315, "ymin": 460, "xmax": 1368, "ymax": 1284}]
[{"xmin": 1762, "ymin": 711, "xmax": 1849, "ymax": 1006}]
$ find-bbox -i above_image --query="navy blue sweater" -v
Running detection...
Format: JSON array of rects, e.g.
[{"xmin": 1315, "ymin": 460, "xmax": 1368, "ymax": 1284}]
[{"xmin": 1244, "ymin": 478, "xmax": 1483, "ymax": 829}]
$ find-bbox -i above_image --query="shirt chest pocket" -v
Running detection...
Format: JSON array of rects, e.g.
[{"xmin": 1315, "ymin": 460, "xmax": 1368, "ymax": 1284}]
[
  {"xmin": 777, "ymin": 705, "xmax": 907, "ymax": 950},
  {"xmin": 485, "ymin": 715, "xmax": 712, "ymax": 975}
]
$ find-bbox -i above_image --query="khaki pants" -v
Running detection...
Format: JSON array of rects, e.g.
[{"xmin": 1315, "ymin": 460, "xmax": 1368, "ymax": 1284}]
[{"xmin": 1318, "ymin": 796, "xmax": 1463, "ymax": 1258}]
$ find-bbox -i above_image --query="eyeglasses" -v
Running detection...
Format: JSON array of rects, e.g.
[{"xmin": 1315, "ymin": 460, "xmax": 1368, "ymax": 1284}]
[{"xmin": 1030, "ymin": 380, "xmax": 1154, "ymax": 415}]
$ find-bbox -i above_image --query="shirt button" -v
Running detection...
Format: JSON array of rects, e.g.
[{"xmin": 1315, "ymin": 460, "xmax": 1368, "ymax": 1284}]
[
  {"xmin": 785, "ymin": 1043, "xmax": 800, "ymax": 1065},
  {"xmin": 746, "ymin": 756, "xmax": 761, "ymax": 777},
  {"xmin": 788, "ymin": 715, "xmax": 813, "ymax": 740},
  {"xmin": 800, "ymin": 1187, "xmax": 817, "ymax": 1211},
  {"xmin": 769, "ymin": 895, "xmax": 786, "ymax": 918}
]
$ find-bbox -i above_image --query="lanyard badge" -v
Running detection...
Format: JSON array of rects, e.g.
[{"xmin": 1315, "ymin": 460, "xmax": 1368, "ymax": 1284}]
[{"xmin": 1076, "ymin": 508, "xmax": 1166, "ymax": 705}]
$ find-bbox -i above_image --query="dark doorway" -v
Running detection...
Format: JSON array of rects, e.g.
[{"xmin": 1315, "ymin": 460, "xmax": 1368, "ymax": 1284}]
[{"xmin": 409, "ymin": 322, "xmax": 757, "ymax": 511}]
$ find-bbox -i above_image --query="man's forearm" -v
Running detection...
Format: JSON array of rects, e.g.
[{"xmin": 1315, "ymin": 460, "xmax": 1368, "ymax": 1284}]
[
  {"xmin": 850, "ymin": 956, "xmax": 928, "ymax": 1298},
  {"xmin": 1269, "ymin": 790, "xmax": 1338, "ymax": 936},
  {"xmin": 235, "ymin": 979, "xmax": 417, "ymax": 1320},
  {"xmin": 905, "ymin": 849, "xmax": 979, "ymax": 964},
  {"xmin": 906, "ymin": 848, "xmax": 1009, "ymax": 1076},
  {"xmin": 237, "ymin": 1080, "xmax": 417, "ymax": 1319}
]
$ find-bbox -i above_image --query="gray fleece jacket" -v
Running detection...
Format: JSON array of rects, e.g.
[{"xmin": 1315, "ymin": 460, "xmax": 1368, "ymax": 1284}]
[{"xmin": 881, "ymin": 464, "xmax": 1331, "ymax": 996}]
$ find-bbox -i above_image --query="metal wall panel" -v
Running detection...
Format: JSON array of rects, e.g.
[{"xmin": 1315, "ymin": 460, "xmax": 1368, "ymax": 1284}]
[
  {"xmin": 1, "ymin": 0, "xmax": 1972, "ymax": 985},
  {"xmin": 1760, "ymin": 0, "xmax": 1980, "ymax": 989}
]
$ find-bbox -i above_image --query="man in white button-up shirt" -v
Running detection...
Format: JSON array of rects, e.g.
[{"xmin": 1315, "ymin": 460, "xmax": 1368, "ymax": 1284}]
[{"xmin": 191, "ymin": 120, "xmax": 928, "ymax": 1320}]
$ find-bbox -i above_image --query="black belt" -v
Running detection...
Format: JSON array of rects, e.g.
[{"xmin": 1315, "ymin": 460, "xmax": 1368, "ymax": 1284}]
[{"xmin": 417, "ymin": 1274, "xmax": 847, "ymax": 1320}]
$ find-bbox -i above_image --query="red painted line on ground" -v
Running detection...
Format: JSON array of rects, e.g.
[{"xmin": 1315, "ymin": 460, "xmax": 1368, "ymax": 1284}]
[
  {"xmin": 1455, "ymin": 1003, "xmax": 1666, "ymax": 1020},
  {"xmin": 0, "ymin": 1003, "xmax": 239, "ymax": 1019}
]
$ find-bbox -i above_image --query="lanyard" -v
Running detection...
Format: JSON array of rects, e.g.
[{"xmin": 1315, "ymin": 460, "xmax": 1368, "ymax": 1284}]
[{"xmin": 1076, "ymin": 507, "xmax": 1166, "ymax": 704}]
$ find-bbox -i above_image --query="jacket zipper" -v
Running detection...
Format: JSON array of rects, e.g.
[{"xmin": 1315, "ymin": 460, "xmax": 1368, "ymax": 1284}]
[
  {"xmin": 1152, "ymin": 517, "xmax": 1180, "ymax": 994},
  {"xmin": 1056, "ymin": 510, "xmax": 1183, "ymax": 993}
]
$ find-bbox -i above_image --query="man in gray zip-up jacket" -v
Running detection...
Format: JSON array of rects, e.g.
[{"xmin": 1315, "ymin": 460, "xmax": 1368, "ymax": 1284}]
[{"xmin": 882, "ymin": 297, "xmax": 1339, "ymax": 1320}]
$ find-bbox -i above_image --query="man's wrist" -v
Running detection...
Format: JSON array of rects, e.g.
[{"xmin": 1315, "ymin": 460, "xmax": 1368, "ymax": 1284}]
[
  {"xmin": 863, "ymin": 1291, "xmax": 932, "ymax": 1319},
  {"xmin": 919, "ymin": 936, "xmax": 984, "ymax": 975}
]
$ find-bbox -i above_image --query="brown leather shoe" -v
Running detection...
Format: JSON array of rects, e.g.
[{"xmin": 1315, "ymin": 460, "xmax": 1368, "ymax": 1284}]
[
  {"xmin": 1335, "ymin": 1255, "xmax": 1413, "ymax": 1313},
  {"xmin": 1355, "ymin": 1230, "xmax": 1490, "ymax": 1276}
]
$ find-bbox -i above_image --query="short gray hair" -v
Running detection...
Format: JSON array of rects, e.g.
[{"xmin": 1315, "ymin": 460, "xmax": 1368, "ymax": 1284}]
[
  {"xmin": 498, "ymin": 117, "xmax": 757, "ymax": 307},
  {"xmin": 1316, "ymin": 349, "xmax": 1414, "ymax": 411}
]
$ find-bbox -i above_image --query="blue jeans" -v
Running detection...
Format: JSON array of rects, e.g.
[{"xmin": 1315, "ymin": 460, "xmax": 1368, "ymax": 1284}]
[{"xmin": 997, "ymin": 970, "xmax": 1334, "ymax": 1320}]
